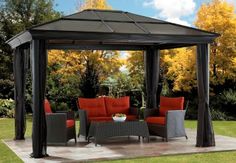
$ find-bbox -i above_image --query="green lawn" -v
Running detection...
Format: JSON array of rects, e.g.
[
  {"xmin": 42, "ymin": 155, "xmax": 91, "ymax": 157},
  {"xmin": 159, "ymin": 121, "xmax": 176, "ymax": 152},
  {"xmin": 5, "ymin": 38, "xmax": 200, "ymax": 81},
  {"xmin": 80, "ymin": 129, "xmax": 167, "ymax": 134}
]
[{"xmin": 0, "ymin": 118, "xmax": 236, "ymax": 163}]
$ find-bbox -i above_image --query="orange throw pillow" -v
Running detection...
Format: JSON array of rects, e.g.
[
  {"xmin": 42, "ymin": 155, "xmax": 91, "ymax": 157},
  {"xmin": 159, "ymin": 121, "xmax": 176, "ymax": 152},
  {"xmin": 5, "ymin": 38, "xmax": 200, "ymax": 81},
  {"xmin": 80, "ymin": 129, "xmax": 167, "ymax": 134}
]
[
  {"xmin": 78, "ymin": 97, "xmax": 107, "ymax": 117},
  {"xmin": 105, "ymin": 96, "xmax": 130, "ymax": 116}
]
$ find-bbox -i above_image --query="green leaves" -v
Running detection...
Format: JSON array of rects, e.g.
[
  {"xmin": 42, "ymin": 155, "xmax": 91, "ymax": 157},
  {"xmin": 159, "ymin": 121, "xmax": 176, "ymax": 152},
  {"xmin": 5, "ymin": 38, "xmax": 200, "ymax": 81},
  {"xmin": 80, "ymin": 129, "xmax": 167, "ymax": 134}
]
[
  {"xmin": 79, "ymin": 61, "xmax": 100, "ymax": 98},
  {"xmin": 0, "ymin": 0, "xmax": 62, "ymax": 100},
  {"xmin": 0, "ymin": 98, "xmax": 14, "ymax": 118}
]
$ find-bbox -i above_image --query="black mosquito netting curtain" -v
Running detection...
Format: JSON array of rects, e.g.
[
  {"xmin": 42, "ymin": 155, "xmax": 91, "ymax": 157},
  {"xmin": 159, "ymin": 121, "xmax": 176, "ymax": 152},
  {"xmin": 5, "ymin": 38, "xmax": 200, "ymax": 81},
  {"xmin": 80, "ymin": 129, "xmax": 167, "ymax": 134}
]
[
  {"xmin": 31, "ymin": 40, "xmax": 47, "ymax": 158},
  {"xmin": 196, "ymin": 44, "xmax": 215, "ymax": 147},
  {"xmin": 13, "ymin": 46, "xmax": 29, "ymax": 140}
]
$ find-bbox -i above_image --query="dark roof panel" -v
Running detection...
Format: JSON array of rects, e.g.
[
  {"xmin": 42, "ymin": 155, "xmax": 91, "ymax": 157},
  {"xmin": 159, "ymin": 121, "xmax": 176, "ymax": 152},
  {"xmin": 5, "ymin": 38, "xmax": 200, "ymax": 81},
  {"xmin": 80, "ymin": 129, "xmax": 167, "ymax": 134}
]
[
  {"xmin": 107, "ymin": 22, "xmax": 145, "ymax": 34},
  {"xmin": 141, "ymin": 23, "xmax": 213, "ymax": 35},
  {"xmin": 30, "ymin": 9, "xmax": 217, "ymax": 36},
  {"xmin": 96, "ymin": 11, "xmax": 130, "ymax": 21},
  {"xmin": 7, "ymin": 9, "xmax": 219, "ymax": 49},
  {"xmin": 33, "ymin": 20, "xmax": 110, "ymax": 32},
  {"xmin": 65, "ymin": 10, "xmax": 100, "ymax": 20},
  {"xmin": 126, "ymin": 13, "xmax": 164, "ymax": 23}
]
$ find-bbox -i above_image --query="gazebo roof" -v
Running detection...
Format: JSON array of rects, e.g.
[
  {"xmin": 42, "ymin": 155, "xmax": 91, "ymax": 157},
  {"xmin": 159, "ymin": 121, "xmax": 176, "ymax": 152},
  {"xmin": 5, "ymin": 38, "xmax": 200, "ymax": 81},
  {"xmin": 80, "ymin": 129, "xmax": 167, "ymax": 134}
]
[{"xmin": 7, "ymin": 9, "xmax": 219, "ymax": 50}]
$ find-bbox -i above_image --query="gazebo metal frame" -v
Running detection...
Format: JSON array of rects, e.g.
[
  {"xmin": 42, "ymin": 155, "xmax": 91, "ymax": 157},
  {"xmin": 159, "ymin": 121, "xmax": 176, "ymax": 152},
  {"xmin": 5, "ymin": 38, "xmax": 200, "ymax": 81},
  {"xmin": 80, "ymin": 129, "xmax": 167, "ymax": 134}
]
[{"xmin": 7, "ymin": 9, "xmax": 219, "ymax": 158}]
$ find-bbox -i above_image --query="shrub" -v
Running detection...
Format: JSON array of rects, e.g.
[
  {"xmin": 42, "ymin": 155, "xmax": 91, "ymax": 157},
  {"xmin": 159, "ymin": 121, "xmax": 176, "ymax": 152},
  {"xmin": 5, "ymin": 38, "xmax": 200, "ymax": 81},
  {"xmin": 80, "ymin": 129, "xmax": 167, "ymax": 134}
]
[
  {"xmin": 220, "ymin": 89, "xmax": 236, "ymax": 116},
  {"xmin": 0, "ymin": 99, "xmax": 15, "ymax": 118},
  {"xmin": 46, "ymin": 73, "xmax": 81, "ymax": 111},
  {"xmin": 0, "ymin": 79, "xmax": 14, "ymax": 99},
  {"xmin": 220, "ymin": 89, "xmax": 236, "ymax": 105},
  {"xmin": 210, "ymin": 108, "xmax": 235, "ymax": 121},
  {"xmin": 56, "ymin": 102, "xmax": 69, "ymax": 111},
  {"xmin": 185, "ymin": 105, "xmax": 198, "ymax": 120},
  {"xmin": 185, "ymin": 104, "xmax": 235, "ymax": 120}
]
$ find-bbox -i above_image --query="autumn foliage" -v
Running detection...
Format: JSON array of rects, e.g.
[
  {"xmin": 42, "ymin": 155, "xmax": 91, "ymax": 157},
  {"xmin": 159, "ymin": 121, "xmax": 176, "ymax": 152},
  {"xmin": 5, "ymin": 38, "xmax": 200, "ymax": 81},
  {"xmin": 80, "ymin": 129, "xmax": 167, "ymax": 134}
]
[{"xmin": 195, "ymin": 0, "xmax": 236, "ymax": 86}]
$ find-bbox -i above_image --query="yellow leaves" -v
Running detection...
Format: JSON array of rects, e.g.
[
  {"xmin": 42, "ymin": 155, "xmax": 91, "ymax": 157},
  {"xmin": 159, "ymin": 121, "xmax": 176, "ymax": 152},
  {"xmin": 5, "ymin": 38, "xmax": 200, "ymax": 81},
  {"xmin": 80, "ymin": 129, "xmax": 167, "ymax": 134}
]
[
  {"xmin": 196, "ymin": 0, "xmax": 235, "ymax": 32},
  {"xmin": 162, "ymin": 48, "xmax": 197, "ymax": 92},
  {"xmin": 48, "ymin": 50, "xmax": 84, "ymax": 76},
  {"xmin": 80, "ymin": 0, "xmax": 111, "ymax": 10},
  {"xmin": 195, "ymin": 0, "xmax": 236, "ymax": 85},
  {"xmin": 48, "ymin": 50, "xmax": 123, "ymax": 82},
  {"xmin": 126, "ymin": 51, "xmax": 144, "ymax": 88}
]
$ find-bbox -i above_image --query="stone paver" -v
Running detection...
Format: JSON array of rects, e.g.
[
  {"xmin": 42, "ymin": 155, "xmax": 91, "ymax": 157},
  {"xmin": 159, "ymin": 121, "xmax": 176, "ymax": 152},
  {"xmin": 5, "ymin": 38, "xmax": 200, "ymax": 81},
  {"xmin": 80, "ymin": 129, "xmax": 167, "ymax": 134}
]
[{"xmin": 3, "ymin": 129, "xmax": 236, "ymax": 163}]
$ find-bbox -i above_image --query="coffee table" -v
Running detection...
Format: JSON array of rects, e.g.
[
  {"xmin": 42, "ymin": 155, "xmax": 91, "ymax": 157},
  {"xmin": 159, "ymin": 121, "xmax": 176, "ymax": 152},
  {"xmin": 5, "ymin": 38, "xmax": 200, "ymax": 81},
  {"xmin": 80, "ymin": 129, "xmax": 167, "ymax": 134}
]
[{"xmin": 88, "ymin": 121, "xmax": 149, "ymax": 146}]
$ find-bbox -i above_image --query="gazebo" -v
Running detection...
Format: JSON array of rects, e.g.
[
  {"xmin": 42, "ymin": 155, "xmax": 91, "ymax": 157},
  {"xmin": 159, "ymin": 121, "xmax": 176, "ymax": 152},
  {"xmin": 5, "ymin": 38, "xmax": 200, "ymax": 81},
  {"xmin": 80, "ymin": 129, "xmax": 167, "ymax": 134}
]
[{"xmin": 7, "ymin": 9, "xmax": 219, "ymax": 158}]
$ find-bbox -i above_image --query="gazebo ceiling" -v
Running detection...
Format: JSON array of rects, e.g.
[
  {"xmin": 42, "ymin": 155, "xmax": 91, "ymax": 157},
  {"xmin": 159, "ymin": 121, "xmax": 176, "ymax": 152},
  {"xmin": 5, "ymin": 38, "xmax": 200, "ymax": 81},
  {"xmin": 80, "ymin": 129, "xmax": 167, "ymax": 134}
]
[{"xmin": 7, "ymin": 9, "xmax": 219, "ymax": 50}]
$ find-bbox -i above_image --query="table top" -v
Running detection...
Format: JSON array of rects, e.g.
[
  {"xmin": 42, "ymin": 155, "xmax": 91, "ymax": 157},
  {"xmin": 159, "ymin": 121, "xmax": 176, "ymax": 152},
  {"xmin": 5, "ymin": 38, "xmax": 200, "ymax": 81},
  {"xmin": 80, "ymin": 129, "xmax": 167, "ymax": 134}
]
[{"xmin": 90, "ymin": 120, "xmax": 146, "ymax": 125}]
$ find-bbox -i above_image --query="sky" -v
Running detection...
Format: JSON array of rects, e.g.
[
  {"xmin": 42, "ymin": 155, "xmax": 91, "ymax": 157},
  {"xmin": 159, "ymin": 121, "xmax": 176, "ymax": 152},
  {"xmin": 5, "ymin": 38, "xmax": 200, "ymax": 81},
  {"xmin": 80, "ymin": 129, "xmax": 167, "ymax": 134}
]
[{"xmin": 54, "ymin": 0, "xmax": 236, "ymax": 27}]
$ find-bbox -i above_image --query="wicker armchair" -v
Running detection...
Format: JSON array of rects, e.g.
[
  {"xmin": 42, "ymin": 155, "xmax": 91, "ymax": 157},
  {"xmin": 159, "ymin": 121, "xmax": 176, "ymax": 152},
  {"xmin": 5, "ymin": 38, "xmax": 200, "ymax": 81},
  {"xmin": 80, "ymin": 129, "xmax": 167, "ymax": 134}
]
[
  {"xmin": 144, "ymin": 96, "xmax": 188, "ymax": 142},
  {"xmin": 44, "ymin": 99, "xmax": 77, "ymax": 145}
]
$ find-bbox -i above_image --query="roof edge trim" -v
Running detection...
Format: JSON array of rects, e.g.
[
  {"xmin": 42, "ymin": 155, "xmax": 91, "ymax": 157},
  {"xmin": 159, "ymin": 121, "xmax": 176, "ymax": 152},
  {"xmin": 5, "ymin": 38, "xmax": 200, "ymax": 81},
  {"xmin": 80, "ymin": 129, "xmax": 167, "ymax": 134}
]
[{"xmin": 6, "ymin": 31, "xmax": 32, "ymax": 49}]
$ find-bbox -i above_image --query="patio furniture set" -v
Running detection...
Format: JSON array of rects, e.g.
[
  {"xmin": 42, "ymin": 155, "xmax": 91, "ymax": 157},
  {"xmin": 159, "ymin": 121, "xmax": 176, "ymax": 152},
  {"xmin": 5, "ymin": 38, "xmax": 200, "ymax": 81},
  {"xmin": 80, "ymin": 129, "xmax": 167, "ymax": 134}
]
[{"xmin": 44, "ymin": 96, "xmax": 187, "ymax": 146}]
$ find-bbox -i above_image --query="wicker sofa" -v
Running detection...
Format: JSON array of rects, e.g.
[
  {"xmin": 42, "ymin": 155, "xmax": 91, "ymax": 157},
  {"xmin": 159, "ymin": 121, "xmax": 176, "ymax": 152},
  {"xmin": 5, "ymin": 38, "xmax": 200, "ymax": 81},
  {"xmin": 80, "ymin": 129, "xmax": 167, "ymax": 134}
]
[{"xmin": 77, "ymin": 96, "xmax": 139, "ymax": 139}]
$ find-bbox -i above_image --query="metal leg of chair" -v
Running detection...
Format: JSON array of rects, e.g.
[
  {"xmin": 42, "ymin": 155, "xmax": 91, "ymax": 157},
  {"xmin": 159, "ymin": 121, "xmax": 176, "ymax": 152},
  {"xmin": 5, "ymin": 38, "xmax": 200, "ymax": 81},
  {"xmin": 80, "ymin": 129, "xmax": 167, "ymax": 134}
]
[{"xmin": 185, "ymin": 135, "xmax": 188, "ymax": 140}]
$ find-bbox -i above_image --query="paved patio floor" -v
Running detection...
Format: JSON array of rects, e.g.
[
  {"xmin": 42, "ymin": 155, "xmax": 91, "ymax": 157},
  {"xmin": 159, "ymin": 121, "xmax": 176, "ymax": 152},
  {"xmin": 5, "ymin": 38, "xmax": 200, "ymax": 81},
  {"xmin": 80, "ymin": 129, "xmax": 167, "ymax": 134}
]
[{"xmin": 3, "ymin": 129, "xmax": 236, "ymax": 163}]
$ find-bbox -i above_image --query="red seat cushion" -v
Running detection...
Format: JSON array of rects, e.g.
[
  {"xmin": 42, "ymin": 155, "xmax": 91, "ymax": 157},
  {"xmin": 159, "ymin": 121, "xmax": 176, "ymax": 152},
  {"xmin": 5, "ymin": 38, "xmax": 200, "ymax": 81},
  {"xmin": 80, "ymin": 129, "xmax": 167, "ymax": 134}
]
[
  {"xmin": 126, "ymin": 115, "xmax": 137, "ymax": 121},
  {"xmin": 44, "ymin": 99, "xmax": 52, "ymax": 114},
  {"xmin": 159, "ymin": 96, "xmax": 184, "ymax": 116},
  {"xmin": 105, "ymin": 96, "xmax": 130, "ymax": 116},
  {"xmin": 66, "ymin": 120, "xmax": 75, "ymax": 128},
  {"xmin": 146, "ymin": 117, "xmax": 165, "ymax": 125},
  {"xmin": 78, "ymin": 97, "xmax": 107, "ymax": 117}
]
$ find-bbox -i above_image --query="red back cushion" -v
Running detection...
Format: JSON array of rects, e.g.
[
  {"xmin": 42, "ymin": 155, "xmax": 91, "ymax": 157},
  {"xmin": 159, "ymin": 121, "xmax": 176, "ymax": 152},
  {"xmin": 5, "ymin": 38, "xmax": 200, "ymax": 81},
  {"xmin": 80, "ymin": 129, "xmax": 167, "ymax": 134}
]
[
  {"xmin": 78, "ymin": 97, "xmax": 107, "ymax": 117},
  {"xmin": 159, "ymin": 96, "xmax": 184, "ymax": 116},
  {"xmin": 44, "ymin": 99, "xmax": 52, "ymax": 114},
  {"xmin": 105, "ymin": 96, "xmax": 130, "ymax": 116}
]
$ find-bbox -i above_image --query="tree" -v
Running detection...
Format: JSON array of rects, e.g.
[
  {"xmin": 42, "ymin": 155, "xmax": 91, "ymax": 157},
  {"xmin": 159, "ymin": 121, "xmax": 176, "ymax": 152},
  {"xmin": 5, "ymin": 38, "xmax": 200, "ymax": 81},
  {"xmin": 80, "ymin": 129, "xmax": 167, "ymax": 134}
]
[
  {"xmin": 48, "ymin": 50, "xmax": 84, "ymax": 76},
  {"xmin": 153, "ymin": 0, "xmax": 236, "ymax": 93},
  {"xmin": 162, "ymin": 48, "xmax": 197, "ymax": 92},
  {"xmin": 78, "ymin": 0, "xmax": 111, "ymax": 10},
  {"xmin": 48, "ymin": 50, "xmax": 123, "ymax": 81},
  {"xmin": 127, "ymin": 51, "xmax": 144, "ymax": 89},
  {"xmin": 79, "ymin": 61, "xmax": 99, "ymax": 98},
  {"xmin": 195, "ymin": 0, "xmax": 236, "ymax": 88},
  {"xmin": 0, "ymin": 0, "xmax": 61, "ymax": 99}
]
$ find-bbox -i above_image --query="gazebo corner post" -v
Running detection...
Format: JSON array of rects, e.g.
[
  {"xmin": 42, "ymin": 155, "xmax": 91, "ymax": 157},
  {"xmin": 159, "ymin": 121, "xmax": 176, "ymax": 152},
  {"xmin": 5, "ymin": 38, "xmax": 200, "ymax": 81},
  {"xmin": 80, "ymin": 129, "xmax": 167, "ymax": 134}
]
[
  {"xmin": 13, "ymin": 46, "xmax": 27, "ymax": 140},
  {"xmin": 144, "ymin": 47, "xmax": 160, "ymax": 109},
  {"xmin": 196, "ymin": 43, "xmax": 215, "ymax": 147},
  {"xmin": 31, "ymin": 39, "xmax": 48, "ymax": 158}
]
